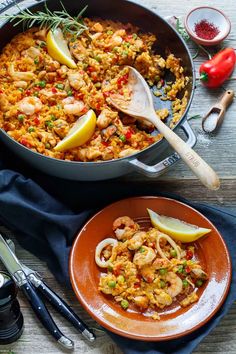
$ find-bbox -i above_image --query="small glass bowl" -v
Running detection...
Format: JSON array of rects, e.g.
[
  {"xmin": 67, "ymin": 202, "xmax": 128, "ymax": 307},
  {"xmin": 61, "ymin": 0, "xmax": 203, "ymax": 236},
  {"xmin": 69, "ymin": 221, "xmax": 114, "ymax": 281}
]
[{"xmin": 184, "ymin": 6, "xmax": 231, "ymax": 46}]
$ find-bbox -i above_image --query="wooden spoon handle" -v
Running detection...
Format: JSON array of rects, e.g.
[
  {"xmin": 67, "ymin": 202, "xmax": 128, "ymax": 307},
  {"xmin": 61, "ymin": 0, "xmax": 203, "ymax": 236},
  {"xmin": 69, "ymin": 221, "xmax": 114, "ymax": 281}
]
[{"xmin": 149, "ymin": 113, "xmax": 220, "ymax": 190}]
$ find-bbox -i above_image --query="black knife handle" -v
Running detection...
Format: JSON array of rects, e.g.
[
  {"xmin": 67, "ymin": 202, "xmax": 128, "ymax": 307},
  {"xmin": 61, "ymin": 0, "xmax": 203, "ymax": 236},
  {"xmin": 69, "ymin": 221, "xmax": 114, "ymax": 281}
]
[
  {"xmin": 21, "ymin": 281, "xmax": 74, "ymax": 349},
  {"xmin": 37, "ymin": 281, "xmax": 95, "ymax": 342}
]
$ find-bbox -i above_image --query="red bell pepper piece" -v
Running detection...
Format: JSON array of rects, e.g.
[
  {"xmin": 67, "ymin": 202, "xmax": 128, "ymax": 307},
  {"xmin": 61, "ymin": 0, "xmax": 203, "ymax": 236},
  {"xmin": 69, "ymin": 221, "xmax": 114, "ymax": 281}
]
[{"xmin": 199, "ymin": 48, "xmax": 236, "ymax": 88}]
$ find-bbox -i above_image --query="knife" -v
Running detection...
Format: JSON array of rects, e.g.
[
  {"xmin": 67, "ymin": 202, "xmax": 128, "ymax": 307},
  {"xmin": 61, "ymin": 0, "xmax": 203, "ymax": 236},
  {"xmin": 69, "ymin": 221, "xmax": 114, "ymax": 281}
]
[{"xmin": 0, "ymin": 235, "xmax": 74, "ymax": 350}]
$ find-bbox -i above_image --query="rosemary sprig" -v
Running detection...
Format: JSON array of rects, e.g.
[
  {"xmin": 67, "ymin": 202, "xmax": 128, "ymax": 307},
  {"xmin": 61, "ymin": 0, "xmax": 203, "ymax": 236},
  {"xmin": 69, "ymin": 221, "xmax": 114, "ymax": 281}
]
[
  {"xmin": 176, "ymin": 18, "xmax": 190, "ymax": 42},
  {"xmin": 0, "ymin": 2, "xmax": 88, "ymax": 37}
]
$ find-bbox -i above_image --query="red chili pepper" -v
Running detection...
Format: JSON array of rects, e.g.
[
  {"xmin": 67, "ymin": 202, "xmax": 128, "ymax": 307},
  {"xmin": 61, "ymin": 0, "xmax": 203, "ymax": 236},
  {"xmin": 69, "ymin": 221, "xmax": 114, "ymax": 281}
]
[
  {"xmin": 20, "ymin": 138, "xmax": 31, "ymax": 148},
  {"xmin": 34, "ymin": 116, "xmax": 40, "ymax": 125},
  {"xmin": 117, "ymin": 73, "xmax": 129, "ymax": 89},
  {"xmin": 0, "ymin": 89, "xmax": 3, "ymax": 94},
  {"xmin": 74, "ymin": 92, "xmax": 84, "ymax": 100},
  {"xmin": 51, "ymin": 87, "xmax": 57, "ymax": 94},
  {"xmin": 185, "ymin": 266, "xmax": 191, "ymax": 273},
  {"xmin": 113, "ymin": 265, "xmax": 121, "ymax": 276},
  {"xmin": 125, "ymin": 129, "xmax": 133, "ymax": 139},
  {"xmin": 186, "ymin": 250, "xmax": 193, "ymax": 260},
  {"xmin": 103, "ymin": 91, "xmax": 112, "ymax": 98},
  {"xmin": 134, "ymin": 282, "xmax": 140, "ymax": 288},
  {"xmin": 102, "ymin": 141, "xmax": 109, "ymax": 147},
  {"xmin": 87, "ymin": 66, "xmax": 95, "ymax": 73},
  {"xmin": 199, "ymin": 48, "xmax": 236, "ymax": 88},
  {"xmin": 25, "ymin": 89, "xmax": 31, "ymax": 96}
]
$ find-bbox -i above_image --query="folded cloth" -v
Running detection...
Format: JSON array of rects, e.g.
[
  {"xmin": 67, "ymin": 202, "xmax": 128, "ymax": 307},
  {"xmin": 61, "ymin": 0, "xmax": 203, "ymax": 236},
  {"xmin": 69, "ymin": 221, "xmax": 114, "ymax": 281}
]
[{"xmin": 0, "ymin": 148, "xmax": 235, "ymax": 353}]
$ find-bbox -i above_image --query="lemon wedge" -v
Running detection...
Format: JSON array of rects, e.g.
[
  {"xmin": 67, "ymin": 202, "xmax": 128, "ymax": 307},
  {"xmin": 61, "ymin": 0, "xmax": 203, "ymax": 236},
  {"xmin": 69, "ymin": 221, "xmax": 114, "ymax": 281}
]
[
  {"xmin": 54, "ymin": 109, "xmax": 96, "ymax": 151},
  {"xmin": 147, "ymin": 208, "xmax": 211, "ymax": 243},
  {"xmin": 46, "ymin": 28, "xmax": 77, "ymax": 69}
]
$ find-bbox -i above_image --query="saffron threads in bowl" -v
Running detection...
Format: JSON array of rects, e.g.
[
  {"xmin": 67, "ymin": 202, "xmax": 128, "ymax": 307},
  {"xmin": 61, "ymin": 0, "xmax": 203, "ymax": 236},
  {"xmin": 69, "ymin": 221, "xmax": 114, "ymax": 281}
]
[{"xmin": 194, "ymin": 19, "xmax": 220, "ymax": 40}]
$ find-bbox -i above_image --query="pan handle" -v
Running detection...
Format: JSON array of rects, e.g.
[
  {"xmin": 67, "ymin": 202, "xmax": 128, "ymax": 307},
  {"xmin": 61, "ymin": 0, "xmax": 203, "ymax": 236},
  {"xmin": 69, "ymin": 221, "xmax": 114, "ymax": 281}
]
[
  {"xmin": 128, "ymin": 120, "xmax": 197, "ymax": 178},
  {"xmin": 0, "ymin": 0, "xmax": 42, "ymax": 16}
]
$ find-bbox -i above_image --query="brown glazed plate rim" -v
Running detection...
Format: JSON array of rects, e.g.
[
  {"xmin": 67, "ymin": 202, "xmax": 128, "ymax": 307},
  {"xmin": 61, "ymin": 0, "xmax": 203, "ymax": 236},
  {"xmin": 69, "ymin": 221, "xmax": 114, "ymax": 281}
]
[{"xmin": 69, "ymin": 196, "xmax": 232, "ymax": 341}]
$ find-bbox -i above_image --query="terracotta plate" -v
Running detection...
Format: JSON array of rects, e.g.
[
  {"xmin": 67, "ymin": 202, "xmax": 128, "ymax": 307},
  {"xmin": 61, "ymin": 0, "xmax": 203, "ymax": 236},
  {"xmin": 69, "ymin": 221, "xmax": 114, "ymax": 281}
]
[{"xmin": 69, "ymin": 196, "xmax": 231, "ymax": 341}]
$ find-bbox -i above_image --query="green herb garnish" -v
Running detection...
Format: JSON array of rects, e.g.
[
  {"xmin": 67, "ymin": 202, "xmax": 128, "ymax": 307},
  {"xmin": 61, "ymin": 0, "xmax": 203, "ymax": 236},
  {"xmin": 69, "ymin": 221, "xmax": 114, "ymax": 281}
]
[{"xmin": 0, "ymin": 2, "xmax": 88, "ymax": 37}]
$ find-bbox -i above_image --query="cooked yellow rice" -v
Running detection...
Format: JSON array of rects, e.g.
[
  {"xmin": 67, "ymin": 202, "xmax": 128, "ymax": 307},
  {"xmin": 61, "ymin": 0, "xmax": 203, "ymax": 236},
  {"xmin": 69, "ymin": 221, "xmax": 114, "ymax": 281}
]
[
  {"xmin": 0, "ymin": 19, "xmax": 189, "ymax": 162},
  {"xmin": 96, "ymin": 216, "xmax": 207, "ymax": 319}
]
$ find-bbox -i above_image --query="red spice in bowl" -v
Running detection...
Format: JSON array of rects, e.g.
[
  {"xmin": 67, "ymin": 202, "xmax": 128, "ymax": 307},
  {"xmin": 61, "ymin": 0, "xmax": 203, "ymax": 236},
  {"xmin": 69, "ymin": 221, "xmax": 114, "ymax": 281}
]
[{"xmin": 194, "ymin": 19, "xmax": 220, "ymax": 40}]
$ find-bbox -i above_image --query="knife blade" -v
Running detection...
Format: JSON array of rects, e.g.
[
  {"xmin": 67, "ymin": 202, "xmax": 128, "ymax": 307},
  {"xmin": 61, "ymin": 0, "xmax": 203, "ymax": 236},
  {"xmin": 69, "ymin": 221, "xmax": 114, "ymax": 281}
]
[{"xmin": 0, "ymin": 235, "xmax": 74, "ymax": 350}]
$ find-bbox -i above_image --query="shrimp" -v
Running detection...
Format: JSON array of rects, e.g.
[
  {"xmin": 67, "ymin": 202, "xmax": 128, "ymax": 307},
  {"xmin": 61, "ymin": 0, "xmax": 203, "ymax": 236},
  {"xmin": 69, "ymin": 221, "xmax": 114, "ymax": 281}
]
[
  {"xmin": 67, "ymin": 72, "xmax": 85, "ymax": 90},
  {"xmin": 113, "ymin": 216, "xmax": 138, "ymax": 241},
  {"xmin": 97, "ymin": 109, "xmax": 118, "ymax": 129},
  {"xmin": 128, "ymin": 231, "xmax": 146, "ymax": 250},
  {"xmin": 133, "ymin": 246, "xmax": 156, "ymax": 267},
  {"xmin": 18, "ymin": 97, "xmax": 42, "ymax": 115},
  {"xmin": 107, "ymin": 30, "xmax": 126, "ymax": 48},
  {"xmin": 140, "ymin": 258, "xmax": 170, "ymax": 283},
  {"xmin": 165, "ymin": 272, "xmax": 183, "ymax": 298},
  {"xmin": 8, "ymin": 63, "xmax": 35, "ymax": 82},
  {"xmin": 62, "ymin": 97, "xmax": 85, "ymax": 116}
]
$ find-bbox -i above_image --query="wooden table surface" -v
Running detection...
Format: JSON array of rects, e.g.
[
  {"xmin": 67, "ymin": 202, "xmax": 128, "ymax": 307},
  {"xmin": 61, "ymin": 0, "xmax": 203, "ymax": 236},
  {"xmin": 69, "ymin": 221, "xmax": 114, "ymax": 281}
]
[{"xmin": 0, "ymin": 0, "xmax": 236, "ymax": 353}]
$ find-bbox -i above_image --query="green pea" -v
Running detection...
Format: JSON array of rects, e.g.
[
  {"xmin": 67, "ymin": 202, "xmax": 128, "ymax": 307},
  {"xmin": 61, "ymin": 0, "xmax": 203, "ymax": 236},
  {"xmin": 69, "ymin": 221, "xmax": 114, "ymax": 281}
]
[
  {"xmin": 160, "ymin": 280, "xmax": 166, "ymax": 288},
  {"xmin": 33, "ymin": 91, "xmax": 39, "ymax": 97},
  {"xmin": 50, "ymin": 114, "xmax": 57, "ymax": 121},
  {"xmin": 45, "ymin": 143, "xmax": 50, "ymax": 149},
  {"xmin": 196, "ymin": 279, "xmax": 203, "ymax": 287},
  {"xmin": 170, "ymin": 249, "xmax": 177, "ymax": 257},
  {"xmin": 139, "ymin": 247, "xmax": 145, "ymax": 253},
  {"xmin": 34, "ymin": 57, "xmax": 39, "ymax": 65},
  {"xmin": 122, "ymin": 50, "xmax": 129, "ymax": 56},
  {"xmin": 124, "ymin": 42, "xmax": 130, "ymax": 47},
  {"xmin": 55, "ymin": 83, "xmax": 64, "ymax": 90},
  {"xmin": 159, "ymin": 268, "xmax": 167, "ymax": 275},
  {"xmin": 182, "ymin": 260, "xmax": 187, "ymax": 266},
  {"xmin": 94, "ymin": 55, "xmax": 102, "ymax": 62},
  {"xmin": 121, "ymin": 299, "xmax": 129, "ymax": 309},
  {"xmin": 117, "ymin": 275, "xmax": 125, "ymax": 284},
  {"xmin": 108, "ymin": 280, "xmax": 116, "ymax": 288},
  {"xmin": 45, "ymin": 121, "xmax": 54, "ymax": 128},
  {"xmin": 132, "ymin": 33, "xmax": 138, "ymax": 39},
  {"xmin": 28, "ymin": 126, "xmax": 35, "ymax": 133},
  {"xmin": 18, "ymin": 88, "xmax": 24, "ymax": 92},
  {"xmin": 38, "ymin": 80, "xmax": 46, "ymax": 88},
  {"xmin": 67, "ymin": 90, "xmax": 73, "ymax": 97},
  {"xmin": 107, "ymin": 30, "xmax": 113, "ymax": 35},
  {"xmin": 177, "ymin": 265, "xmax": 184, "ymax": 273},
  {"xmin": 18, "ymin": 114, "xmax": 25, "ymax": 122},
  {"xmin": 119, "ymin": 135, "xmax": 126, "ymax": 142},
  {"xmin": 182, "ymin": 279, "xmax": 188, "ymax": 287}
]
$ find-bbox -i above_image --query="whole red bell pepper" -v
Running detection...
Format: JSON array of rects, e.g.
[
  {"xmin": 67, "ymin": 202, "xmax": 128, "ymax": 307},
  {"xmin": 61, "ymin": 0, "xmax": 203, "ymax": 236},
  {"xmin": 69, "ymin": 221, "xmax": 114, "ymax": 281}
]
[{"xmin": 199, "ymin": 48, "xmax": 236, "ymax": 88}]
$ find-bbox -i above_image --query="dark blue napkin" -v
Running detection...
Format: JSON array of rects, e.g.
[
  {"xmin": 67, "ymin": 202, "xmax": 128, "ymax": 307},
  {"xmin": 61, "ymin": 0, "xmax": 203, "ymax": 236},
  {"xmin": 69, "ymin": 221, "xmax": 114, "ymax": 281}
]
[{"xmin": 0, "ymin": 144, "xmax": 235, "ymax": 354}]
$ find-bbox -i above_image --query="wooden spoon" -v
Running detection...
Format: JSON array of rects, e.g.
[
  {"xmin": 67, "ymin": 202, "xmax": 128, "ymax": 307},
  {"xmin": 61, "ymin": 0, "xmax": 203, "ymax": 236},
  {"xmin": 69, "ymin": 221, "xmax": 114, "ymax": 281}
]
[{"xmin": 108, "ymin": 66, "xmax": 220, "ymax": 191}]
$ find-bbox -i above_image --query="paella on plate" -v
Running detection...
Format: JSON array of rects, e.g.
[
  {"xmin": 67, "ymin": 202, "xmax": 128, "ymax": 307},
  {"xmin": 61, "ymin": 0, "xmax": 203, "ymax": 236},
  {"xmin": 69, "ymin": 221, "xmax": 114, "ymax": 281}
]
[{"xmin": 0, "ymin": 15, "xmax": 189, "ymax": 162}]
